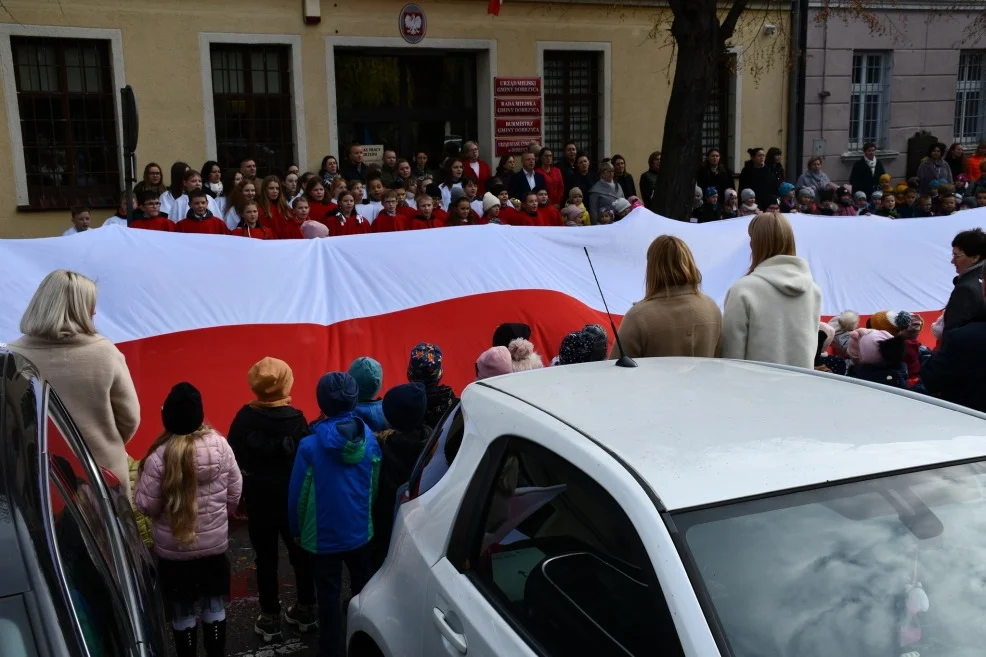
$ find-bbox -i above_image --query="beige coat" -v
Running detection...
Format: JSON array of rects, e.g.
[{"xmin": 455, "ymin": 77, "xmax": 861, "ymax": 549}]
[
  {"xmin": 10, "ymin": 333, "xmax": 140, "ymax": 494},
  {"xmin": 611, "ymin": 286, "xmax": 722, "ymax": 359}
]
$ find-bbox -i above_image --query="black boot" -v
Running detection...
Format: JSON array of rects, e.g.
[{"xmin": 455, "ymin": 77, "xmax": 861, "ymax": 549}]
[
  {"xmin": 172, "ymin": 625, "xmax": 197, "ymax": 657},
  {"xmin": 201, "ymin": 619, "xmax": 226, "ymax": 657}
]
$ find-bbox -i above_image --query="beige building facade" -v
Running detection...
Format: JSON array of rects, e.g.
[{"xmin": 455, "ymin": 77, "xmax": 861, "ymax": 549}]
[{"xmin": 0, "ymin": 0, "xmax": 790, "ymax": 237}]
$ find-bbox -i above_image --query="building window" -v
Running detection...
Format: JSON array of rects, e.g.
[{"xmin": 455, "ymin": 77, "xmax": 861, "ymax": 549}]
[
  {"xmin": 701, "ymin": 54, "xmax": 737, "ymax": 167},
  {"xmin": 955, "ymin": 51, "xmax": 985, "ymax": 147},
  {"xmin": 210, "ymin": 44, "xmax": 296, "ymax": 178},
  {"xmin": 848, "ymin": 51, "xmax": 892, "ymax": 151},
  {"xmin": 543, "ymin": 51, "xmax": 601, "ymax": 163},
  {"xmin": 11, "ymin": 37, "xmax": 119, "ymax": 210}
]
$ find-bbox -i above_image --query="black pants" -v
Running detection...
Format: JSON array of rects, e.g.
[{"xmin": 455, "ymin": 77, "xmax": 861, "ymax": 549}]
[
  {"xmin": 247, "ymin": 510, "xmax": 316, "ymax": 615},
  {"xmin": 311, "ymin": 544, "xmax": 374, "ymax": 657}
]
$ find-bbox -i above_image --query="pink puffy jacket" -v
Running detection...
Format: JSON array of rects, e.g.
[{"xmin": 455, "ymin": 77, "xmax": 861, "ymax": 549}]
[{"xmin": 134, "ymin": 430, "xmax": 242, "ymax": 561}]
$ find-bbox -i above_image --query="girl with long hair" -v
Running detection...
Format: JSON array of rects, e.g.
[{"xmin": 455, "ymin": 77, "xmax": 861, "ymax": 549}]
[
  {"xmin": 445, "ymin": 196, "xmax": 480, "ymax": 226},
  {"xmin": 215, "ymin": 169, "xmax": 242, "ymax": 218},
  {"xmin": 135, "ymin": 383, "xmax": 241, "ymax": 657},
  {"xmin": 328, "ymin": 190, "xmax": 370, "ymax": 237},
  {"xmin": 538, "ymin": 148, "xmax": 565, "ymax": 206},
  {"xmin": 303, "ymin": 178, "xmax": 334, "ymax": 228},
  {"xmin": 696, "ymin": 148, "xmax": 734, "ymax": 200},
  {"xmin": 222, "ymin": 179, "xmax": 257, "ymax": 231},
  {"xmin": 611, "ymin": 154, "xmax": 637, "ymax": 199},
  {"xmin": 257, "ymin": 175, "xmax": 299, "ymax": 238},
  {"xmin": 721, "ymin": 213, "xmax": 822, "ymax": 368},
  {"xmin": 439, "ymin": 158, "xmax": 465, "ymax": 210},
  {"xmin": 135, "ymin": 162, "xmax": 167, "ymax": 197},
  {"xmin": 161, "ymin": 161, "xmax": 190, "ymax": 217}
]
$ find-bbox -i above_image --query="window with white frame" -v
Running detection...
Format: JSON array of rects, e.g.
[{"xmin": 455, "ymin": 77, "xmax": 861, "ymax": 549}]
[
  {"xmin": 955, "ymin": 51, "xmax": 985, "ymax": 146},
  {"xmin": 848, "ymin": 52, "xmax": 892, "ymax": 152}
]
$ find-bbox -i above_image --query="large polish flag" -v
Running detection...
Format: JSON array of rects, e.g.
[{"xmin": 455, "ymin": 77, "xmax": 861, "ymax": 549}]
[{"xmin": 1, "ymin": 208, "xmax": 983, "ymax": 457}]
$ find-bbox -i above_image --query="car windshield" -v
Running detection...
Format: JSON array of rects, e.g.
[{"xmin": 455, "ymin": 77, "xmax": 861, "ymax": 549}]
[{"xmin": 673, "ymin": 460, "xmax": 986, "ymax": 657}]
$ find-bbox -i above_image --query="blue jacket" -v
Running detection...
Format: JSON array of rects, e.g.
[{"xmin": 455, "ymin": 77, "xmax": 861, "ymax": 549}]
[
  {"xmin": 353, "ymin": 400, "xmax": 389, "ymax": 433},
  {"xmin": 288, "ymin": 413, "xmax": 381, "ymax": 555}
]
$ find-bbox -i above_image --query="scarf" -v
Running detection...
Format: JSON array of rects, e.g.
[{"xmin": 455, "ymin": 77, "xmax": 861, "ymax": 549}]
[
  {"xmin": 208, "ymin": 181, "xmax": 223, "ymax": 196},
  {"xmin": 865, "ymin": 156, "xmax": 876, "ymax": 175}
]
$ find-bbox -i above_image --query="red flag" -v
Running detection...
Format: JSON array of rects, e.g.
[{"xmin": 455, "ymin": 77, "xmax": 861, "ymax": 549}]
[{"xmin": 487, "ymin": 0, "xmax": 503, "ymax": 15}]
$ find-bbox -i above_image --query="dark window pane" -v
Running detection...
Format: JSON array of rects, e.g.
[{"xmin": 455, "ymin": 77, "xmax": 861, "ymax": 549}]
[
  {"xmin": 211, "ymin": 43, "xmax": 295, "ymax": 176},
  {"xmin": 11, "ymin": 36, "xmax": 120, "ymax": 209},
  {"xmin": 544, "ymin": 51, "xmax": 600, "ymax": 163}
]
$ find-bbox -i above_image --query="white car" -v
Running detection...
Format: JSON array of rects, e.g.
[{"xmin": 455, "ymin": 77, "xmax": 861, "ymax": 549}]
[{"xmin": 347, "ymin": 357, "xmax": 986, "ymax": 657}]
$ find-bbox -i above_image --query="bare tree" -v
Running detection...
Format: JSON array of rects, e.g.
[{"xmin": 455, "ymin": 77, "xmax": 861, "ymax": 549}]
[{"xmin": 650, "ymin": 0, "xmax": 986, "ymax": 221}]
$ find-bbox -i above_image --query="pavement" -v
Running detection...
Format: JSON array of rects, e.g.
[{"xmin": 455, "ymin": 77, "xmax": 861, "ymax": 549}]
[{"xmin": 166, "ymin": 517, "xmax": 350, "ymax": 657}]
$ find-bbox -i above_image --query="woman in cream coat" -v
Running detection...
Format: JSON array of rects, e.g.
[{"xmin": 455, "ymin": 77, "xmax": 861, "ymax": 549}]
[
  {"xmin": 11, "ymin": 270, "xmax": 140, "ymax": 493},
  {"xmin": 721, "ymin": 213, "xmax": 822, "ymax": 369}
]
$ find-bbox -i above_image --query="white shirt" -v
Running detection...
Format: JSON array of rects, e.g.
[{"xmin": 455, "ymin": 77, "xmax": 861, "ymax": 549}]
[
  {"xmin": 440, "ymin": 183, "xmax": 463, "ymax": 211},
  {"xmin": 524, "ymin": 169, "xmax": 536, "ymax": 189},
  {"xmin": 103, "ymin": 215, "xmax": 128, "ymax": 227},
  {"xmin": 363, "ymin": 200, "xmax": 383, "ymax": 222},
  {"xmin": 222, "ymin": 207, "xmax": 241, "ymax": 231},
  {"xmin": 62, "ymin": 226, "xmax": 83, "ymax": 236},
  {"xmin": 159, "ymin": 189, "xmax": 180, "ymax": 217},
  {"xmin": 167, "ymin": 194, "xmax": 223, "ymax": 224},
  {"xmin": 470, "ymin": 199, "xmax": 484, "ymax": 216},
  {"xmin": 469, "ymin": 161, "xmax": 480, "ymax": 178}
]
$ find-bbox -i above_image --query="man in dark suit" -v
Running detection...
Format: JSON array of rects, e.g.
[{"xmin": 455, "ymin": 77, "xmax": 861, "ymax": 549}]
[
  {"xmin": 340, "ymin": 142, "xmax": 369, "ymax": 182},
  {"xmin": 508, "ymin": 151, "xmax": 546, "ymax": 202}
]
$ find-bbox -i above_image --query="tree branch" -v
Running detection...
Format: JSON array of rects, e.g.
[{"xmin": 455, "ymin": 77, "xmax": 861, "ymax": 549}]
[{"xmin": 721, "ymin": 0, "xmax": 754, "ymax": 40}]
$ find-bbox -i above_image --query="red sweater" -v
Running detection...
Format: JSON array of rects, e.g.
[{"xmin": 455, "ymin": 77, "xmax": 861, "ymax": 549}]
[
  {"xmin": 498, "ymin": 206, "xmax": 520, "ymax": 225},
  {"xmin": 464, "ymin": 160, "xmax": 492, "ymax": 196},
  {"xmin": 506, "ymin": 210, "xmax": 538, "ymax": 227},
  {"xmin": 538, "ymin": 205, "xmax": 564, "ymax": 227},
  {"xmin": 175, "ymin": 213, "xmax": 229, "ymax": 235},
  {"xmin": 373, "ymin": 212, "xmax": 410, "ymax": 233},
  {"xmin": 541, "ymin": 166, "xmax": 566, "ymax": 206},
  {"xmin": 130, "ymin": 216, "xmax": 174, "ymax": 232},
  {"xmin": 327, "ymin": 212, "xmax": 371, "ymax": 237},
  {"xmin": 231, "ymin": 224, "xmax": 274, "ymax": 239},
  {"xmin": 308, "ymin": 201, "xmax": 336, "ymax": 229},
  {"xmin": 445, "ymin": 210, "xmax": 485, "ymax": 226},
  {"xmin": 260, "ymin": 205, "xmax": 303, "ymax": 239},
  {"xmin": 407, "ymin": 214, "xmax": 444, "ymax": 230}
]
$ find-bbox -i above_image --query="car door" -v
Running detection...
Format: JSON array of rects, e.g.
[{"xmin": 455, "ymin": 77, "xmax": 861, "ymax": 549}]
[{"xmin": 423, "ymin": 433, "xmax": 687, "ymax": 657}]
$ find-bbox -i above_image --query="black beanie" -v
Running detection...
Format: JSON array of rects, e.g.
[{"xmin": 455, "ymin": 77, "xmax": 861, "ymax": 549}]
[
  {"xmin": 162, "ymin": 382, "xmax": 204, "ymax": 435},
  {"xmin": 492, "ymin": 322, "xmax": 532, "ymax": 348},
  {"xmin": 383, "ymin": 383, "xmax": 428, "ymax": 432}
]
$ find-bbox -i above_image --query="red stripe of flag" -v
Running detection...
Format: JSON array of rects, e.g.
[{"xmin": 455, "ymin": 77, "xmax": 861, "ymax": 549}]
[{"xmin": 488, "ymin": 0, "xmax": 503, "ymax": 15}]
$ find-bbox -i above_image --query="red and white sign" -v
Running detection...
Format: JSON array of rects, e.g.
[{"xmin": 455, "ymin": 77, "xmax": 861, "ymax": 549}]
[
  {"xmin": 495, "ymin": 77, "xmax": 541, "ymax": 96},
  {"xmin": 495, "ymin": 138, "xmax": 537, "ymax": 155},
  {"xmin": 495, "ymin": 118, "xmax": 542, "ymax": 137},
  {"xmin": 495, "ymin": 98, "xmax": 542, "ymax": 115},
  {"xmin": 399, "ymin": 4, "xmax": 426, "ymax": 44}
]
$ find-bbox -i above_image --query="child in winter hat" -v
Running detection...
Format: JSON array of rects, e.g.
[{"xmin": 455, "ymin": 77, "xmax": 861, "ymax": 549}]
[
  {"xmin": 828, "ymin": 310, "xmax": 860, "ymax": 358},
  {"xmin": 349, "ymin": 357, "xmax": 388, "ymax": 432},
  {"xmin": 557, "ymin": 331, "xmax": 594, "ymax": 365},
  {"xmin": 371, "ymin": 382, "xmax": 430, "ymax": 564},
  {"xmin": 612, "ymin": 197, "xmax": 632, "ymax": 220},
  {"xmin": 228, "ymin": 359, "xmax": 314, "ymax": 637},
  {"xmin": 815, "ymin": 322, "xmax": 847, "ymax": 375},
  {"xmin": 722, "ymin": 188, "xmax": 739, "ymax": 218},
  {"xmin": 407, "ymin": 342, "xmax": 458, "ymax": 428},
  {"xmin": 582, "ymin": 324, "xmax": 610, "ymax": 361},
  {"xmin": 492, "ymin": 322, "xmax": 532, "ymax": 348},
  {"xmin": 738, "ymin": 189, "xmax": 759, "ymax": 216},
  {"xmin": 476, "ymin": 346, "xmax": 513, "ymax": 380},
  {"xmin": 853, "ymin": 191, "xmax": 871, "ymax": 214},
  {"xmin": 564, "ymin": 187, "xmax": 591, "ymax": 226},
  {"xmin": 562, "ymin": 204, "xmax": 586, "ymax": 226},
  {"xmin": 796, "ymin": 187, "xmax": 816, "ymax": 214},
  {"xmin": 482, "ymin": 192, "xmax": 501, "ymax": 224},
  {"xmin": 507, "ymin": 338, "xmax": 544, "ymax": 372},
  {"xmin": 869, "ymin": 310, "xmax": 913, "ymax": 336},
  {"xmin": 779, "ymin": 182, "xmax": 796, "ymax": 212}
]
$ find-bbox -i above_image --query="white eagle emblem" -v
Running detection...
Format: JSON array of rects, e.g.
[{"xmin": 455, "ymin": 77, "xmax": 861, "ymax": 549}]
[{"xmin": 404, "ymin": 13, "xmax": 422, "ymax": 35}]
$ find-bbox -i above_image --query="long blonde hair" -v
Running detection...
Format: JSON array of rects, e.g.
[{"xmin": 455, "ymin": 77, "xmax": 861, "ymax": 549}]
[
  {"xmin": 748, "ymin": 212, "xmax": 796, "ymax": 274},
  {"xmin": 644, "ymin": 235, "xmax": 702, "ymax": 299},
  {"xmin": 20, "ymin": 270, "xmax": 98, "ymax": 339},
  {"xmin": 139, "ymin": 426, "xmax": 210, "ymax": 544}
]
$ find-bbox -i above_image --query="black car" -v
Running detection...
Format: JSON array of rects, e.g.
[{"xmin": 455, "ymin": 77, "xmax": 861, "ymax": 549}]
[{"xmin": 0, "ymin": 346, "xmax": 168, "ymax": 656}]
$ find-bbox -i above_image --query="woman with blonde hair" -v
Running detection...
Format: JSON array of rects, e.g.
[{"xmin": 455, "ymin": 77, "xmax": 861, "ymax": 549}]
[
  {"xmin": 611, "ymin": 235, "xmax": 722, "ymax": 359},
  {"xmin": 10, "ymin": 270, "xmax": 140, "ymax": 493},
  {"xmin": 136, "ymin": 382, "xmax": 241, "ymax": 657},
  {"xmin": 721, "ymin": 213, "xmax": 822, "ymax": 368}
]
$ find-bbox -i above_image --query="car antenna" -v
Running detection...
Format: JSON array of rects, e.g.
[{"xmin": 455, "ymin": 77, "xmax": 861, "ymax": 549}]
[{"xmin": 584, "ymin": 247, "xmax": 637, "ymax": 368}]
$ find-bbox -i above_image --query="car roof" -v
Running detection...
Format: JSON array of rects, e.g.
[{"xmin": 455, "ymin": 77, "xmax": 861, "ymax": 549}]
[{"xmin": 475, "ymin": 358, "xmax": 986, "ymax": 510}]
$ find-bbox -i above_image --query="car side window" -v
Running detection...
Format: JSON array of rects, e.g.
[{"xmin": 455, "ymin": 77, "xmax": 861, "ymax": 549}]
[
  {"xmin": 44, "ymin": 388, "xmax": 133, "ymax": 657},
  {"xmin": 408, "ymin": 404, "xmax": 464, "ymax": 499},
  {"xmin": 466, "ymin": 437, "xmax": 684, "ymax": 657}
]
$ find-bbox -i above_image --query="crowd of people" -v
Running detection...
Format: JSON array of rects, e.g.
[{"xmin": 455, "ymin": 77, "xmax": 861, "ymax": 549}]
[
  {"xmin": 690, "ymin": 140, "xmax": 986, "ymax": 222},
  {"xmin": 14, "ymin": 178, "xmax": 986, "ymax": 656},
  {"xmin": 59, "ymin": 137, "xmax": 986, "ymax": 239}
]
